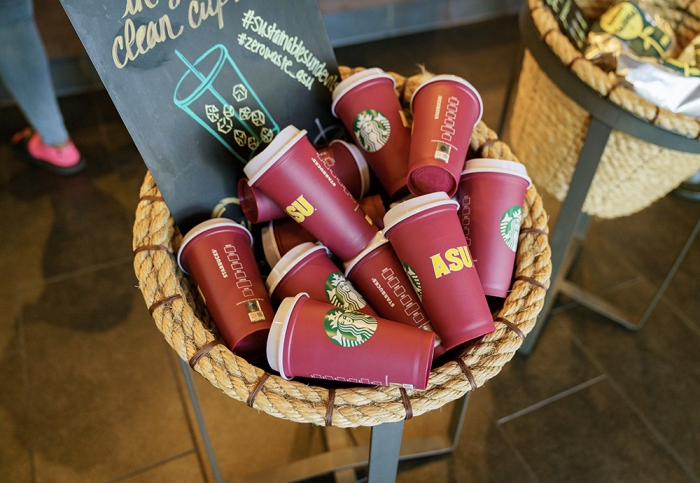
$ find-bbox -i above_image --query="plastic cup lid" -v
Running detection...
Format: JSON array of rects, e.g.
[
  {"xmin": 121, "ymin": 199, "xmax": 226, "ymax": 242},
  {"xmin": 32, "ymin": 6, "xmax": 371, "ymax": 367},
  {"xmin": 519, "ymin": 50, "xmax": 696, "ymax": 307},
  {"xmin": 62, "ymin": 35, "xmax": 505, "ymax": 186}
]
[
  {"xmin": 343, "ymin": 231, "xmax": 389, "ymax": 276},
  {"xmin": 383, "ymin": 192, "xmax": 459, "ymax": 236},
  {"xmin": 331, "ymin": 68, "xmax": 396, "ymax": 116},
  {"xmin": 261, "ymin": 221, "xmax": 282, "ymax": 268},
  {"xmin": 266, "ymin": 242, "xmax": 330, "ymax": 295},
  {"xmin": 462, "ymin": 158, "xmax": 532, "ymax": 187},
  {"xmin": 177, "ymin": 218, "xmax": 253, "ymax": 275},
  {"xmin": 410, "ymin": 74, "xmax": 483, "ymax": 127},
  {"xmin": 267, "ymin": 293, "xmax": 309, "ymax": 379},
  {"xmin": 329, "ymin": 139, "xmax": 371, "ymax": 198},
  {"xmin": 244, "ymin": 125, "xmax": 306, "ymax": 185}
]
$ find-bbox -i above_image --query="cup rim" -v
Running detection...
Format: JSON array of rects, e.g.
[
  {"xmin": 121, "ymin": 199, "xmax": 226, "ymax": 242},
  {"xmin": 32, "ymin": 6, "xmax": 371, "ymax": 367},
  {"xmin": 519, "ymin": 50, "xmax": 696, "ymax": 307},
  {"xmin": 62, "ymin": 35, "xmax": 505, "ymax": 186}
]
[
  {"xmin": 266, "ymin": 242, "xmax": 330, "ymax": 295},
  {"xmin": 382, "ymin": 192, "xmax": 459, "ymax": 236},
  {"xmin": 261, "ymin": 221, "xmax": 282, "ymax": 268},
  {"xmin": 343, "ymin": 231, "xmax": 389, "ymax": 277},
  {"xmin": 244, "ymin": 125, "xmax": 306, "ymax": 185},
  {"xmin": 267, "ymin": 293, "xmax": 309, "ymax": 379},
  {"xmin": 461, "ymin": 158, "xmax": 532, "ymax": 188},
  {"xmin": 409, "ymin": 74, "xmax": 484, "ymax": 126},
  {"xmin": 329, "ymin": 139, "xmax": 371, "ymax": 198},
  {"xmin": 177, "ymin": 218, "xmax": 253, "ymax": 275},
  {"xmin": 331, "ymin": 68, "xmax": 396, "ymax": 116}
]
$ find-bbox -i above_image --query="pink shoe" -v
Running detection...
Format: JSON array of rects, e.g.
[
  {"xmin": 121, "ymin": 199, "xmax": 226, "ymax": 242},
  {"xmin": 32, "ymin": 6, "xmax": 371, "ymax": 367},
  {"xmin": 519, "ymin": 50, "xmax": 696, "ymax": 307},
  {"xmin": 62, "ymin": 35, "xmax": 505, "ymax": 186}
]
[{"xmin": 11, "ymin": 128, "xmax": 86, "ymax": 175}]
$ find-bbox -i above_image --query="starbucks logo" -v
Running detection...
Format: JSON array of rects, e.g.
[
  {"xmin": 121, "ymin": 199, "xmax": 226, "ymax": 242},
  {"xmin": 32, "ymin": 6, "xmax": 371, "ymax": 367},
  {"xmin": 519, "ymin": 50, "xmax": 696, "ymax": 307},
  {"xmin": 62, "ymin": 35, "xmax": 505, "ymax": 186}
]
[
  {"xmin": 500, "ymin": 206, "xmax": 522, "ymax": 252},
  {"xmin": 324, "ymin": 308, "xmax": 377, "ymax": 347},
  {"xmin": 326, "ymin": 272, "xmax": 367, "ymax": 312},
  {"xmin": 353, "ymin": 110, "xmax": 391, "ymax": 152},
  {"xmin": 401, "ymin": 262, "xmax": 422, "ymax": 301}
]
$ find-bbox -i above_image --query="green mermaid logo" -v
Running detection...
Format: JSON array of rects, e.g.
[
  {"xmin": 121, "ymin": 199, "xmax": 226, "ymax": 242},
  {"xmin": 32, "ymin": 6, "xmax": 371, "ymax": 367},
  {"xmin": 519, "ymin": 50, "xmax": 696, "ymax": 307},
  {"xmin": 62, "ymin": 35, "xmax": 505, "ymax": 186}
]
[
  {"xmin": 325, "ymin": 272, "xmax": 368, "ymax": 312},
  {"xmin": 500, "ymin": 206, "xmax": 522, "ymax": 252},
  {"xmin": 401, "ymin": 262, "xmax": 422, "ymax": 301},
  {"xmin": 353, "ymin": 110, "xmax": 391, "ymax": 152},
  {"xmin": 324, "ymin": 308, "xmax": 378, "ymax": 347}
]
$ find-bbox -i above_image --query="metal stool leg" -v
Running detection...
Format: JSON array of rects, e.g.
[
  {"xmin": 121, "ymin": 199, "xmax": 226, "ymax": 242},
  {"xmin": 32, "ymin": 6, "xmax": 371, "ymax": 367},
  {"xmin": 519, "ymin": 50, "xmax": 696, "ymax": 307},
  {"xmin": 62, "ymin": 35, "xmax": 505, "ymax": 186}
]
[
  {"xmin": 180, "ymin": 358, "xmax": 226, "ymax": 483},
  {"xmin": 634, "ymin": 214, "xmax": 700, "ymax": 331},
  {"xmin": 519, "ymin": 118, "xmax": 612, "ymax": 355},
  {"xmin": 368, "ymin": 420, "xmax": 405, "ymax": 483},
  {"xmin": 227, "ymin": 393, "xmax": 469, "ymax": 483}
]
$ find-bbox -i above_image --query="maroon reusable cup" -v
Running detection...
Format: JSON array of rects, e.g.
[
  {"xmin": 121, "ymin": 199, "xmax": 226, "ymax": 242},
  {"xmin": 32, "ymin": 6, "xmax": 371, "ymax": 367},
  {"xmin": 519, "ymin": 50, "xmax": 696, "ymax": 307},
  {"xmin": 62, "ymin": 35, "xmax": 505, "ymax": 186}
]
[
  {"xmin": 457, "ymin": 159, "xmax": 532, "ymax": 298},
  {"xmin": 319, "ymin": 140, "xmax": 371, "ymax": 199},
  {"xmin": 177, "ymin": 219, "xmax": 273, "ymax": 360},
  {"xmin": 261, "ymin": 218, "xmax": 318, "ymax": 268},
  {"xmin": 331, "ymin": 68, "xmax": 411, "ymax": 200},
  {"xmin": 238, "ymin": 177, "xmax": 286, "ymax": 224},
  {"xmin": 267, "ymin": 294, "xmax": 435, "ymax": 389},
  {"xmin": 343, "ymin": 233, "xmax": 446, "ymax": 354},
  {"xmin": 407, "ymin": 75, "xmax": 483, "ymax": 197},
  {"xmin": 383, "ymin": 193, "xmax": 494, "ymax": 351},
  {"xmin": 240, "ymin": 141, "xmax": 371, "ymax": 224},
  {"xmin": 358, "ymin": 194, "xmax": 387, "ymax": 229},
  {"xmin": 244, "ymin": 125, "xmax": 378, "ymax": 262},
  {"xmin": 267, "ymin": 242, "xmax": 377, "ymax": 316}
]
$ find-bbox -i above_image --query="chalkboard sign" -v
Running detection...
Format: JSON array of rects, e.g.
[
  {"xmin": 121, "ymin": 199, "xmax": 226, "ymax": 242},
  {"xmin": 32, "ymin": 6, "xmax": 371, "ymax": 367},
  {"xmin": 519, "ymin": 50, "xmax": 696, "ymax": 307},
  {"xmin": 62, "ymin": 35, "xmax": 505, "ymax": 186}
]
[
  {"xmin": 59, "ymin": 0, "xmax": 342, "ymax": 232},
  {"xmin": 543, "ymin": 0, "xmax": 589, "ymax": 51}
]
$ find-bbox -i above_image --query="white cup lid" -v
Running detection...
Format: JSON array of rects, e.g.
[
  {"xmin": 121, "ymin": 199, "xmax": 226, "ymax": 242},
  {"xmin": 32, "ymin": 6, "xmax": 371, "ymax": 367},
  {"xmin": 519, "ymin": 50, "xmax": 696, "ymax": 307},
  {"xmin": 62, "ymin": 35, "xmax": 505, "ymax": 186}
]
[
  {"xmin": 261, "ymin": 222, "xmax": 282, "ymax": 268},
  {"xmin": 331, "ymin": 68, "xmax": 396, "ymax": 116},
  {"xmin": 266, "ymin": 242, "xmax": 330, "ymax": 295},
  {"xmin": 410, "ymin": 74, "xmax": 483, "ymax": 126},
  {"xmin": 177, "ymin": 218, "xmax": 253, "ymax": 274},
  {"xmin": 383, "ymin": 192, "xmax": 459, "ymax": 236},
  {"xmin": 343, "ymin": 231, "xmax": 389, "ymax": 277},
  {"xmin": 266, "ymin": 293, "xmax": 309, "ymax": 379},
  {"xmin": 244, "ymin": 125, "xmax": 306, "ymax": 185},
  {"xmin": 329, "ymin": 139, "xmax": 371, "ymax": 198},
  {"xmin": 462, "ymin": 158, "xmax": 532, "ymax": 188}
]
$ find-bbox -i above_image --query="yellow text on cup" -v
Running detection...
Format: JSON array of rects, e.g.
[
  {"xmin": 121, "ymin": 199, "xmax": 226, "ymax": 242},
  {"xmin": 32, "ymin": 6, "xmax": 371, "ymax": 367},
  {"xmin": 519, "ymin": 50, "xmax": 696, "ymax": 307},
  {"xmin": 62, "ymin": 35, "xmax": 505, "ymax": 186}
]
[
  {"xmin": 285, "ymin": 195, "xmax": 315, "ymax": 222},
  {"xmin": 430, "ymin": 246, "xmax": 473, "ymax": 279}
]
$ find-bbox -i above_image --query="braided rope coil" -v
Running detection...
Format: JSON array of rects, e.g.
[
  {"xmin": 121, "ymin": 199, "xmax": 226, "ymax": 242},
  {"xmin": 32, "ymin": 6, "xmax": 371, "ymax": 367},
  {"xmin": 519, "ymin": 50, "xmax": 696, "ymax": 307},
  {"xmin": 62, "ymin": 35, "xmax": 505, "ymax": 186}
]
[
  {"xmin": 132, "ymin": 70, "xmax": 552, "ymax": 428},
  {"xmin": 503, "ymin": 0, "xmax": 700, "ymax": 219}
]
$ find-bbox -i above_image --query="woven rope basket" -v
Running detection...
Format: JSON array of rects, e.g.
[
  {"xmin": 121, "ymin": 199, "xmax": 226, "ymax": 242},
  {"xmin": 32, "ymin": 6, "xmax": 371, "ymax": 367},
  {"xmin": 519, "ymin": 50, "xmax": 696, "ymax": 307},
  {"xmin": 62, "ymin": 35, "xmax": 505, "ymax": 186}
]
[
  {"xmin": 503, "ymin": 0, "xmax": 700, "ymax": 219},
  {"xmin": 132, "ymin": 68, "xmax": 552, "ymax": 428}
]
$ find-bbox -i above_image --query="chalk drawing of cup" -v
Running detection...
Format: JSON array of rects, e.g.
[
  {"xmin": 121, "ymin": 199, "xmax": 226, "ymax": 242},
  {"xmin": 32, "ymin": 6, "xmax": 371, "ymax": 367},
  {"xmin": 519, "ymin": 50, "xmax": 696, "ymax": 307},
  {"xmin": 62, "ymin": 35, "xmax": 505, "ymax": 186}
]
[{"xmin": 174, "ymin": 45, "xmax": 280, "ymax": 164}]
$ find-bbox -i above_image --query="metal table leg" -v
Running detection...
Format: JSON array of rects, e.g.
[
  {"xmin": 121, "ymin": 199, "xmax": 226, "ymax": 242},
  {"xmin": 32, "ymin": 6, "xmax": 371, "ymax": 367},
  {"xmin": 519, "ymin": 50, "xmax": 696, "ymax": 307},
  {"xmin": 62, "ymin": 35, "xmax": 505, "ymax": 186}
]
[
  {"xmin": 234, "ymin": 394, "xmax": 469, "ymax": 483},
  {"xmin": 179, "ymin": 358, "xmax": 226, "ymax": 483},
  {"xmin": 368, "ymin": 421, "xmax": 405, "ymax": 483},
  {"xmin": 519, "ymin": 117, "xmax": 612, "ymax": 355}
]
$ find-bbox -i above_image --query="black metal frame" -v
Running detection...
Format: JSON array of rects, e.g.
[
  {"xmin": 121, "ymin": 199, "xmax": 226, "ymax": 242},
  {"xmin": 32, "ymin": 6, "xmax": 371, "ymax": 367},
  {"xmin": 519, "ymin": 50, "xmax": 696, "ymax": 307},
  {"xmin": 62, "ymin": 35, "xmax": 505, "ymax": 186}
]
[
  {"xmin": 506, "ymin": 2, "xmax": 700, "ymax": 355},
  {"xmin": 179, "ymin": 358, "xmax": 470, "ymax": 483}
]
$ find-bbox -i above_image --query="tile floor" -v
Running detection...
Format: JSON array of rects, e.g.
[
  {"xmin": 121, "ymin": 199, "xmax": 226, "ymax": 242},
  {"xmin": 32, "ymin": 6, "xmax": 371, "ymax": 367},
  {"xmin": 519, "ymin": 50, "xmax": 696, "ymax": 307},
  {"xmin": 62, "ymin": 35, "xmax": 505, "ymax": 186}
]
[{"xmin": 1, "ymin": 15, "xmax": 700, "ymax": 483}]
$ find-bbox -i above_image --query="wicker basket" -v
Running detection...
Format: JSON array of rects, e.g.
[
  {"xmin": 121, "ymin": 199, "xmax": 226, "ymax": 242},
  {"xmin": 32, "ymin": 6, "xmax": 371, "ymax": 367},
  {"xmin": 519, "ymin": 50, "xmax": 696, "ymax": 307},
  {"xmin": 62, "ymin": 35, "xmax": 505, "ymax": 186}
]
[
  {"xmin": 503, "ymin": 0, "xmax": 700, "ymax": 219},
  {"xmin": 132, "ymin": 69, "xmax": 552, "ymax": 428}
]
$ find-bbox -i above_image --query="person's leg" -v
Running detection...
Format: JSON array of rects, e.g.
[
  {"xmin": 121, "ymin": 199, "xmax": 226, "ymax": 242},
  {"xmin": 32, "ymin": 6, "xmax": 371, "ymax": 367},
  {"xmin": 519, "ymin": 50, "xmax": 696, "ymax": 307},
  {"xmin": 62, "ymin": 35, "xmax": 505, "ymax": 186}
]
[{"xmin": 0, "ymin": 0, "xmax": 69, "ymax": 145}]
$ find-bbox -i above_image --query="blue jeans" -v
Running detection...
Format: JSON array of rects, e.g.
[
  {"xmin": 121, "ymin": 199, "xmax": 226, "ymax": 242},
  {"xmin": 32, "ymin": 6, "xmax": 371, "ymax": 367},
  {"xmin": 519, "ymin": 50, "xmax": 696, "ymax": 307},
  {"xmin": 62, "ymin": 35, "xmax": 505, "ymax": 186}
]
[{"xmin": 0, "ymin": 0, "xmax": 69, "ymax": 145}]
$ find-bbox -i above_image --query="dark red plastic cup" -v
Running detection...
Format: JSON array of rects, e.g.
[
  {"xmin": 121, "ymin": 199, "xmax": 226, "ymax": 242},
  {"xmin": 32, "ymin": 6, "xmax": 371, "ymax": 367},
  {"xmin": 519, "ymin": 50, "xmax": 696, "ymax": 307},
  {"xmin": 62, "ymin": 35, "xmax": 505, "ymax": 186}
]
[
  {"xmin": 383, "ymin": 193, "xmax": 494, "ymax": 351},
  {"xmin": 358, "ymin": 194, "xmax": 387, "ymax": 229},
  {"xmin": 407, "ymin": 75, "xmax": 483, "ymax": 197},
  {"xmin": 331, "ymin": 68, "xmax": 411, "ymax": 200},
  {"xmin": 261, "ymin": 218, "xmax": 317, "ymax": 268},
  {"xmin": 267, "ymin": 294, "xmax": 435, "ymax": 389},
  {"xmin": 267, "ymin": 242, "xmax": 377, "ymax": 316},
  {"xmin": 238, "ymin": 177, "xmax": 286, "ymax": 224},
  {"xmin": 239, "ymin": 140, "xmax": 371, "ymax": 224},
  {"xmin": 177, "ymin": 219, "xmax": 273, "ymax": 360},
  {"xmin": 244, "ymin": 125, "xmax": 378, "ymax": 262},
  {"xmin": 343, "ymin": 233, "xmax": 446, "ymax": 355},
  {"xmin": 457, "ymin": 159, "xmax": 532, "ymax": 298},
  {"xmin": 320, "ymin": 140, "xmax": 371, "ymax": 200}
]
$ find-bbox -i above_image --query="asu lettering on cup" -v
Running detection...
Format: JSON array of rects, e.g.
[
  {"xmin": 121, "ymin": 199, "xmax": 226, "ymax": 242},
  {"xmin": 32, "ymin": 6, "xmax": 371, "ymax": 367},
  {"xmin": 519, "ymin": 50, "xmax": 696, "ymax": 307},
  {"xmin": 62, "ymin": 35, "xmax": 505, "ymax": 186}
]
[
  {"xmin": 285, "ymin": 195, "xmax": 314, "ymax": 222},
  {"xmin": 430, "ymin": 246, "xmax": 473, "ymax": 278}
]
